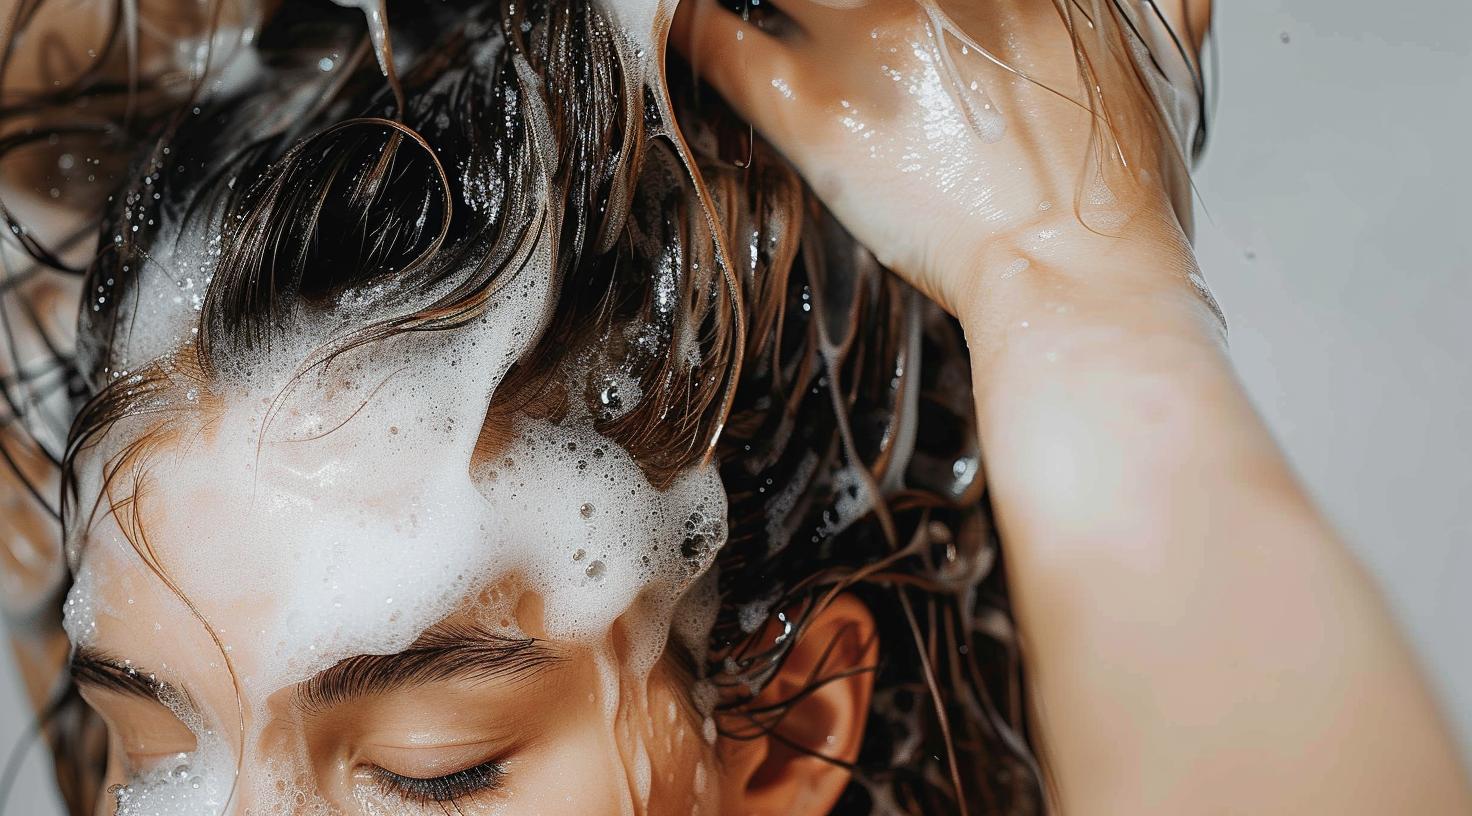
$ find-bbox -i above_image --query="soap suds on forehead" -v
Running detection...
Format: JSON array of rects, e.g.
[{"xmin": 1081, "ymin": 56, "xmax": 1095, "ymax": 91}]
[{"xmin": 77, "ymin": 79, "xmax": 726, "ymax": 688}]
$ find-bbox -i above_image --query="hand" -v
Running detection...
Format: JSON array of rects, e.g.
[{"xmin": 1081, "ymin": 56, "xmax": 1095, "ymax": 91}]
[{"xmin": 671, "ymin": 0, "xmax": 1202, "ymax": 318}]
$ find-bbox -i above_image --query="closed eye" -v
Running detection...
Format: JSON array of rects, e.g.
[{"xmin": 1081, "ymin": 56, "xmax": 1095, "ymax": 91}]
[
  {"xmin": 370, "ymin": 759, "xmax": 507, "ymax": 805},
  {"xmin": 74, "ymin": 677, "xmax": 198, "ymax": 776}
]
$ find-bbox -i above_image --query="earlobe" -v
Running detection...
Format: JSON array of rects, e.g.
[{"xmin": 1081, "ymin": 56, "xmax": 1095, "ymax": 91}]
[{"xmin": 716, "ymin": 593, "xmax": 879, "ymax": 816}]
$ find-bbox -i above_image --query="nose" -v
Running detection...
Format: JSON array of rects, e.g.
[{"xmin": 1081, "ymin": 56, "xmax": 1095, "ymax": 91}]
[
  {"xmin": 215, "ymin": 778, "xmax": 261, "ymax": 816},
  {"xmin": 211, "ymin": 712, "xmax": 336, "ymax": 815},
  {"xmin": 211, "ymin": 768, "xmax": 322, "ymax": 816},
  {"xmin": 218, "ymin": 785, "xmax": 329, "ymax": 816}
]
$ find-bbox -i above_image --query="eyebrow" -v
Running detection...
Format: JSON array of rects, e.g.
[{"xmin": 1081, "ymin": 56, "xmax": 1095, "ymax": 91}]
[
  {"xmin": 295, "ymin": 621, "xmax": 564, "ymax": 713},
  {"xmin": 71, "ymin": 648, "xmax": 192, "ymax": 709},
  {"xmin": 69, "ymin": 623, "xmax": 561, "ymax": 714}
]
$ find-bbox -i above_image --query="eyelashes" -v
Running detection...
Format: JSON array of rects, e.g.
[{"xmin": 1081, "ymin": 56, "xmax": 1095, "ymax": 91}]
[{"xmin": 371, "ymin": 760, "xmax": 508, "ymax": 806}]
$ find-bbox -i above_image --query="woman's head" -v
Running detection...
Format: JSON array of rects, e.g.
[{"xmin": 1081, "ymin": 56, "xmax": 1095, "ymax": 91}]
[{"xmin": 4, "ymin": 0, "xmax": 1054, "ymax": 813}]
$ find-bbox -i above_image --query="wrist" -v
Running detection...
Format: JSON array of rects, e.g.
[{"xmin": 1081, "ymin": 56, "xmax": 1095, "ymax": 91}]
[
  {"xmin": 942, "ymin": 198, "xmax": 1202, "ymax": 315},
  {"xmin": 951, "ymin": 226, "xmax": 1222, "ymax": 368}
]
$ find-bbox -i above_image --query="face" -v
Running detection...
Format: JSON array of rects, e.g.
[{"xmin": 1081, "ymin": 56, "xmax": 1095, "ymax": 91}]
[
  {"xmin": 64, "ymin": 283, "xmax": 730, "ymax": 815},
  {"xmin": 68, "ymin": 418, "xmax": 726, "ymax": 816}
]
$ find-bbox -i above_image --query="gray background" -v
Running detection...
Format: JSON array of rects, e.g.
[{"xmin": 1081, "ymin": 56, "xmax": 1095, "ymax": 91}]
[{"xmin": 3, "ymin": 0, "xmax": 1469, "ymax": 811}]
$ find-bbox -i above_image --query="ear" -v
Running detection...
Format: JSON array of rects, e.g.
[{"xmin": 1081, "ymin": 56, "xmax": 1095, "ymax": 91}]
[{"xmin": 717, "ymin": 593, "xmax": 879, "ymax": 816}]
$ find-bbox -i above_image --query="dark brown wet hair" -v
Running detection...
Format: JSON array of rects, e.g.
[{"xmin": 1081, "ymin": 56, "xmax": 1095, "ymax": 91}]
[{"xmin": 0, "ymin": 1, "xmax": 1207, "ymax": 813}]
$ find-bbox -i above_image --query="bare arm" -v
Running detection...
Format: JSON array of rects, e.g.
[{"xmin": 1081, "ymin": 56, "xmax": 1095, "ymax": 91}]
[
  {"xmin": 0, "ymin": 0, "xmax": 110, "ymax": 738},
  {"xmin": 674, "ymin": 0, "xmax": 1472, "ymax": 811},
  {"xmin": 958, "ymin": 230, "xmax": 1472, "ymax": 814}
]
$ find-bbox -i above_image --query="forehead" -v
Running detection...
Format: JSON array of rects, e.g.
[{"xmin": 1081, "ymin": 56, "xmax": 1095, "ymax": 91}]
[
  {"xmin": 70, "ymin": 377, "xmax": 726, "ymax": 705},
  {"xmin": 68, "ymin": 224, "xmax": 726, "ymax": 713}
]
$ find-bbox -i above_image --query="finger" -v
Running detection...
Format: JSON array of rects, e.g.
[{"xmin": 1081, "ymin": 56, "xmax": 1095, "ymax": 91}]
[{"xmin": 670, "ymin": 0, "xmax": 796, "ymax": 123}]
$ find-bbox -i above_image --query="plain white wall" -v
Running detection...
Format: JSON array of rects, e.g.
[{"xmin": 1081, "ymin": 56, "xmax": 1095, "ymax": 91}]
[
  {"xmin": 1191, "ymin": 0, "xmax": 1472, "ymax": 761},
  {"xmin": 2, "ymin": 0, "xmax": 1469, "ymax": 810}
]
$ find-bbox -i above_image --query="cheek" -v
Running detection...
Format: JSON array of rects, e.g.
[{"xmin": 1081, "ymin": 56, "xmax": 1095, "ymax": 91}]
[
  {"xmin": 639, "ymin": 679, "xmax": 721, "ymax": 816},
  {"xmin": 483, "ymin": 655, "xmax": 718, "ymax": 816},
  {"xmin": 498, "ymin": 726, "xmax": 630, "ymax": 816},
  {"xmin": 644, "ymin": 722, "xmax": 719, "ymax": 816},
  {"xmin": 520, "ymin": 653, "xmax": 721, "ymax": 816}
]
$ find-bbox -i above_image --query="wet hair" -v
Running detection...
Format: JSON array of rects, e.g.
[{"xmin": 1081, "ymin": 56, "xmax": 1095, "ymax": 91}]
[{"xmin": 0, "ymin": 1, "xmax": 1207, "ymax": 813}]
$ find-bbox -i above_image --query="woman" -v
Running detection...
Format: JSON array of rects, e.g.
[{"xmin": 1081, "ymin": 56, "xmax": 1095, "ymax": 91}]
[{"xmin": 1, "ymin": 1, "xmax": 1468, "ymax": 814}]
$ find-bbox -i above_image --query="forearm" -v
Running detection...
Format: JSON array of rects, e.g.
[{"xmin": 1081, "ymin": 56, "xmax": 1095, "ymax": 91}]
[
  {"xmin": 958, "ymin": 241, "xmax": 1472, "ymax": 814},
  {"xmin": 1, "ymin": 433, "xmax": 69, "ymax": 718}
]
